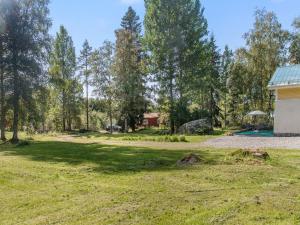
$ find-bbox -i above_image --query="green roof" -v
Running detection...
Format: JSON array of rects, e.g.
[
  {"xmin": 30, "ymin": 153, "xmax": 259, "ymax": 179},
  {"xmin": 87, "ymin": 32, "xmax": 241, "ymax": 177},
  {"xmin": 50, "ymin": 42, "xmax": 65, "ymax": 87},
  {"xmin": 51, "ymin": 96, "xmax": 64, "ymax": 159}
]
[{"xmin": 268, "ymin": 65, "xmax": 300, "ymax": 89}]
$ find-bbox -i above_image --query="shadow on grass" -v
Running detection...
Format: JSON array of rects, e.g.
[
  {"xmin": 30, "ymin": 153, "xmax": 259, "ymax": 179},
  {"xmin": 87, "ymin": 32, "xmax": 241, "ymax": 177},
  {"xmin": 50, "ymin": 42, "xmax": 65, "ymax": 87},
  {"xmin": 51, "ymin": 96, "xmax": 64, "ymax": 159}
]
[{"xmin": 0, "ymin": 141, "xmax": 222, "ymax": 174}]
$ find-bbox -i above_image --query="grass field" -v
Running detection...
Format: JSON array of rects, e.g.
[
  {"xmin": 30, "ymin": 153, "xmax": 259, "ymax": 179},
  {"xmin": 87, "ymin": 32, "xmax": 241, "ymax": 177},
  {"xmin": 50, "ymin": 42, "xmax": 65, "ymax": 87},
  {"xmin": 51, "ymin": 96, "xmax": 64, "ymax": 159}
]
[{"xmin": 1, "ymin": 132, "xmax": 300, "ymax": 224}]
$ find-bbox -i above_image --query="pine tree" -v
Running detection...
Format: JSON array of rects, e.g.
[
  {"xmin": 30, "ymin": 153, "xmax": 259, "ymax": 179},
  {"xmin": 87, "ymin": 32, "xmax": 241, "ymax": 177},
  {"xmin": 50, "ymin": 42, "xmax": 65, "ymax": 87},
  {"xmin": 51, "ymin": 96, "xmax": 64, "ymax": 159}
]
[
  {"xmin": 4, "ymin": 0, "xmax": 51, "ymax": 143},
  {"xmin": 220, "ymin": 45, "xmax": 233, "ymax": 127},
  {"xmin": 92, "ymin": 41, "xmax": 115, "ymax": 134},
  {"xmin": 0, "ymin": 30, "xmax": 6, "ymax": 140},
  {"xmin": 49, "ymin": 26, "xmax": 79, "ymax": 131},
  {"xmin": 205, "ymin": 35, "xmax": 221, "ymax": 127},
  {"xmin": 78, "ymin": 40, "xmax": 93, "ymax": 130},
  {"xmin": 115, "ymin": 7, "xmax": 146, "ymax": 132},
  {"xmin": 145, "ymin": 0, "xmax": 208, "ymax": 133},
  {"xmin": 121, "ymin": 6, "xmax": 141, "ymax": 35}
]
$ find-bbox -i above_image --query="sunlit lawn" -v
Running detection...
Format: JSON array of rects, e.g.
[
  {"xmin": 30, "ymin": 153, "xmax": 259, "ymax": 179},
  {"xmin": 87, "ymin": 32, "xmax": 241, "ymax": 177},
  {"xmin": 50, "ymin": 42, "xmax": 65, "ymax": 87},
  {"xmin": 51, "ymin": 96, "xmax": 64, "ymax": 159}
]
[{"xmin": 1, "ymin": 133, "xmax": 300, "ymax": 224}]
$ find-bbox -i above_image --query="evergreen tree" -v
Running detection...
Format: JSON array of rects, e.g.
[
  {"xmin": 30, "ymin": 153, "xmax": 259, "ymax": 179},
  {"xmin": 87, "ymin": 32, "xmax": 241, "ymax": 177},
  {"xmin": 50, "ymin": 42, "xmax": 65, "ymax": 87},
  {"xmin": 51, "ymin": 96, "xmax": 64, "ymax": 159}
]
[
  {"xmin": 0, "ymin": 6, "xmax": 7, "ymax": 140},
  {"xmin": 49, "ymin": 26, "xmax": 79, "ymax": 131},
  {"xmin": 205, "ymin": 35, "xmax": 221, "ymax": 127},
  {"xmin": 121, "ymin": 6, "xmax": 142, "ymax": 35},
  {"xmin": 78, "ymin": 40, "xmax": 93, "ymax": 130},
  {"xmin": 220, "ymin": 45, "xmax": 233, "ymax": 127},
  {"xmin": 92, "ymin": 41, "xmax": 115, "ymax": 134},
  {"xmin": 115, "ymin": 7, "xmax": 146, "ymax": 132},
  {"xmin": 3, "ymin": 0, "xmax": 51, "ymax": 143},
  {"xmin": 227, "ymin": 48, "xmax": 250, "ymax": 125},
  {"xmin": 144, "ymin": 0, "xmax": 208, "ymax": 133},
  {"xmin": 114, "ymin": 30, "xmax": 146, "ymax": 132}
]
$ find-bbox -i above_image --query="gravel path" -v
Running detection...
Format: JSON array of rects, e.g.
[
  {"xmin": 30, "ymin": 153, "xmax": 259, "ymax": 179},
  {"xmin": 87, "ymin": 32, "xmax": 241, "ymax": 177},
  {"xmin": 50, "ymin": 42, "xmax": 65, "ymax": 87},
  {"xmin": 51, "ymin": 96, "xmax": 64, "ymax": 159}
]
[{"xmin": 203, "ymin": 136, "xmax": 300, "ymax": 150}]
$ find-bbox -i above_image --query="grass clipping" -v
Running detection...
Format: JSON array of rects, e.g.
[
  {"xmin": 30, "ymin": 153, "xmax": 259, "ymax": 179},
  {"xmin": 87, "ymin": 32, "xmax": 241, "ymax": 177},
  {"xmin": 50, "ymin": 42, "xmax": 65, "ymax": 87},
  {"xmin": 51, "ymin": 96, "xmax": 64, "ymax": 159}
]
[{"xmin": 230, "ymin": 149, "xmax": 270, "ymax": 164}]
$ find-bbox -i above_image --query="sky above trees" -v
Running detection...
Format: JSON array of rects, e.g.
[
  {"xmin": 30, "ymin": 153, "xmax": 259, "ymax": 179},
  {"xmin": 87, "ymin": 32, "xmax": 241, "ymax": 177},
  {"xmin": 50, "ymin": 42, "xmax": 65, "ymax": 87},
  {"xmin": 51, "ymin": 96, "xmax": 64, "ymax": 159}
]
[{"xmin": 49, "ymin": 0, "xmax": 300, "ymax": 53}]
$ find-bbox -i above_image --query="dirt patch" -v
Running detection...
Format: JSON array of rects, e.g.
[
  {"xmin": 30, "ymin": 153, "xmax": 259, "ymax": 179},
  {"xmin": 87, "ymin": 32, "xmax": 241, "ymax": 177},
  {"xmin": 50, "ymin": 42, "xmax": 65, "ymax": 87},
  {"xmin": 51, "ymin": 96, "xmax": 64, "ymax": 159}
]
[{"xmin": 177, "ymin": 154, "xmax": 202, "ymax": 166}]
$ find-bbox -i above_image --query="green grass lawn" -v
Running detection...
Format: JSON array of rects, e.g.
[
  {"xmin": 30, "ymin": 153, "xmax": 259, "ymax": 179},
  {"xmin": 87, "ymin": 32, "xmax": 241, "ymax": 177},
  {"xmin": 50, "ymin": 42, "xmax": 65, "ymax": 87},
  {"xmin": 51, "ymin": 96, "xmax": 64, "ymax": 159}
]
[{"xmin": 1, "ymin": 134, "xmax": 300, "ymax": 224}]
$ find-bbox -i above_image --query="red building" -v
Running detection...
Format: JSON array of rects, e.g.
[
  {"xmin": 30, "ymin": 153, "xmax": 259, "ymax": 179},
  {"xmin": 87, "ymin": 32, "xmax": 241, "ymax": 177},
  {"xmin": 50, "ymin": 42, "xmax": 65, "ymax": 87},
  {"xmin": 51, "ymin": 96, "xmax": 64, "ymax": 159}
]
[{"xmin": 143, "ymin": 113, "xmax": 160, "ymax": 127}]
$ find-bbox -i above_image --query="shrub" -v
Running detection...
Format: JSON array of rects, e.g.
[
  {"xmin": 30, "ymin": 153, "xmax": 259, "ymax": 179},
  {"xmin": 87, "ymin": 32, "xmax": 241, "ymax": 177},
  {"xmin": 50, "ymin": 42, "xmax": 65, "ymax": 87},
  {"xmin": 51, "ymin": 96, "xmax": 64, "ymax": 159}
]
[
  {"xmin": 196, "ymin": 127, "xmax": 212, "ymax": 135},
  {"xmin": 171, "ymin": 136, "xmax": 179, "ymax": 142},
  {"xmin": 179, "ymin": 135, "xmax": 187, "ymax": 142}
]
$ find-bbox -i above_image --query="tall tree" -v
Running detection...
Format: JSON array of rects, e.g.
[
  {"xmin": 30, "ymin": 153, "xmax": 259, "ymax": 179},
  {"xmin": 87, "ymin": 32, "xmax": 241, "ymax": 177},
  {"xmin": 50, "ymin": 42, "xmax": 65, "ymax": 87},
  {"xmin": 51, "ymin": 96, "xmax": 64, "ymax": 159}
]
[
  {"xmin": 78, "ymin": 40, "xmax": 93, "ymax": 130},
  {"xmin": 205, "ymin": 35, "xmax": 221, "ymax": 127},
  {"xmin": 220, "ymin": 45, "xmax": 233, "ymax": 127},
  {"xmin": 227, "ymin": 48, "xmax": 250, "ymax": 125},
  {"xmin": 244, "ymin": 9, "xmax": 289, "ymax": 112},
  {"xmin": 0, "ymin": 28, "xmax": 6, "ymax": 141},
  {"xmin": 92, "ymin": 41, "xmax": 115, "ymax": 134},
  {"xmin": 3, "ymin": 0, "xmax": 51, "ymax": 143},
  {"xmin": 145, "ymin": 0, "xmax": 208, "ymax": 133},
  {"xmin": 114, "ymin": 7, "xmax": 146, "ymax": 132},
  {"xmin": 289, "ymin": 17, "xmax": 300, "ymax": 64},
  {"xmin": 49, "ymin": 25, "xmax": 78, "ymax": 131},
  {"xmin": 0, "ymin": 3, "xmax": 7, "ymax": 140}
]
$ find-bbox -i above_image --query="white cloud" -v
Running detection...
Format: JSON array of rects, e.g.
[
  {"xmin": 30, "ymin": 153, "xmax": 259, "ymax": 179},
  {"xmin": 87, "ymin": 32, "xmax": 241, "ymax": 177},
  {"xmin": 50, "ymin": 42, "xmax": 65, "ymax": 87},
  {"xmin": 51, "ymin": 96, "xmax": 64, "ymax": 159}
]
[{"xmin": 120, "ymin": 0, "xmax": 142, "ymax": 5}]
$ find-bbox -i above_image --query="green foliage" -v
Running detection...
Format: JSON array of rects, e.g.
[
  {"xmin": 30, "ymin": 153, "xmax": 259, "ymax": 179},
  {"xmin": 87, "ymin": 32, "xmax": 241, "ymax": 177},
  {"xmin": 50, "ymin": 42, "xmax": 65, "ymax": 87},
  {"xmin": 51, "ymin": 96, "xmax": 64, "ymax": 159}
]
[
  {"xmin": 78, "ymin": 40, "xmax": 93, "ymax": 130},
  {"xmin": 122, "ymin": 135, "xmax": 187, "ymax": 143},
  {"xmin": 144, "ymin": 0, "xmax": 209, "ymax": 133},
  {"xmin": 91, "ymin": 41, "xmax": 115, "ymax": 133},
  {"xmin": 196, "ymin": 127, "xmax": 212, "ymax": 135},
  {"xmin": 289, "ymin": 17, "xmax": 300, "ymax": 64},
  {"xmin": 49, "ymin": 26, "xmax": 82, "ymax": 131},
  {"xmin": 114, "ymin": 7, "xmax": 146, "ymax": 132},
  {"xmin": 0, "ymin": 0, "xmax": 51, "ymax": 142}
]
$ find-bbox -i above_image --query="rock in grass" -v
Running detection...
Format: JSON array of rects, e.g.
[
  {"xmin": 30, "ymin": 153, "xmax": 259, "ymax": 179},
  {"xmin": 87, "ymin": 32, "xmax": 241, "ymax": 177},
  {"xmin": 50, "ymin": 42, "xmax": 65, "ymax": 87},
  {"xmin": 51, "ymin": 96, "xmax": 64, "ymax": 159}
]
[
  {"xmin": 178, "ymin": 119, "xmax": 213, "ymax": 135},
  {"xmin": 231, "ymin": 149, "xmax": 270, "ymax": 160},
  {"xmin": 177, "ymin": 154, "xmax": 202, "ymax": 166}
]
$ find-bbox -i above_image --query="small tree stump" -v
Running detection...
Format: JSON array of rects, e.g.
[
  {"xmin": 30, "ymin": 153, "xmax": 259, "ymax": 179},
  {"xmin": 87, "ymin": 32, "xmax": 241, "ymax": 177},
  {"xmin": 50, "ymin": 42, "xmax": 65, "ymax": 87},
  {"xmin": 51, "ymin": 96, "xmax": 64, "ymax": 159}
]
[{"xmin": 177, "ymin": 154, "xmax": 201, "ymax": 166}]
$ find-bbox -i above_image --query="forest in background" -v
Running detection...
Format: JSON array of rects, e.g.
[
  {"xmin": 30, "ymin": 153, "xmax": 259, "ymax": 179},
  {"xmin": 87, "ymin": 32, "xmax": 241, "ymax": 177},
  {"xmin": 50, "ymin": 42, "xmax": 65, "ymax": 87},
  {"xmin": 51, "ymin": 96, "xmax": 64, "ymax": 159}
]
[{"xmin": 0, "ymin": 0, "xmax": 299, "ymax": 143}]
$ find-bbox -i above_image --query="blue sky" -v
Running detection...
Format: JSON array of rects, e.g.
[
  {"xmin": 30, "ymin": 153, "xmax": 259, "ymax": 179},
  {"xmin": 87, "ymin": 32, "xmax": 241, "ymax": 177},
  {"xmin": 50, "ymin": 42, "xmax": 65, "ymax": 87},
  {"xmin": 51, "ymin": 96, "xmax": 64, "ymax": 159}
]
[{"xmin": 49, "ymin": 0, "xmax": 300, "ymax": 54}]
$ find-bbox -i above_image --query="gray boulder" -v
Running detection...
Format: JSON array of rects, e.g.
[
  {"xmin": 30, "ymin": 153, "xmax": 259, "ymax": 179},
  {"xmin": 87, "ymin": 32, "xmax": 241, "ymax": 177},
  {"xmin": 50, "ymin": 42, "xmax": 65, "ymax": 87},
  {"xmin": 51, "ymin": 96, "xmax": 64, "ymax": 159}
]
[{"xmin": 178, "ymin": 119, "xmax": 213, "ymax": 135}]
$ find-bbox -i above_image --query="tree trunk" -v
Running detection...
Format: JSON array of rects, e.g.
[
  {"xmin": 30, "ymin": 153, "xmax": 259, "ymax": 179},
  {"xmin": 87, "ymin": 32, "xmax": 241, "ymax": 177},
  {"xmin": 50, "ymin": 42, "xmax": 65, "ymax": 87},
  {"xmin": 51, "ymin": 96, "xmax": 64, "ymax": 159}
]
[
  {"xmin": 86, "ymin": 76, "xmax": 89, "ymax": 131},
  {"xmin": 62, "ymin": 90, "xmax": 66, "ymax": 131},
  {"xmin": 109, "ymin": 98, "xmax": 113, "ymax": 134},
  {"xmin": 11, "ymin": 54, "xmax": 19, "ymax": 144},
  {"xmin": 0, "ymin": 67, "xmax": 6, "ymax": 141},
  {"xmin": 124, "ymin": 117, "xmax": 128, "ymax": 133},
  {"xmin": 67, "ymin": 108, "xmax": 72, "ymax": 131},
  {"xmin": 169, "ymin": 75, "xmax": 175, "ymax": 135},
  {"xmin": 224, "ymin": 93, "xmax": 227, "ymax": 128},
  {"xmin": 210, "ymin": 88, "xmax": 214, "ymax": 128},
  {"xmin": 12, "ymin": 85, "xmax": 19, "ymax": 143},
  {"xmin": 130, "ymin": 115, "xmax": 135, "ymax": 132}
]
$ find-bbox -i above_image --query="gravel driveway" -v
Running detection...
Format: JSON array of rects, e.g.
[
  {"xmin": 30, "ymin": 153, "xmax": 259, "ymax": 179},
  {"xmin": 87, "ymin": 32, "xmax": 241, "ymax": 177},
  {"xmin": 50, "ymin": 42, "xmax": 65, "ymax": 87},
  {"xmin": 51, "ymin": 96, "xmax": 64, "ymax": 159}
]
[{"xmin": 203, "ymin": 136, "xmax": 300, "ymax": 149}]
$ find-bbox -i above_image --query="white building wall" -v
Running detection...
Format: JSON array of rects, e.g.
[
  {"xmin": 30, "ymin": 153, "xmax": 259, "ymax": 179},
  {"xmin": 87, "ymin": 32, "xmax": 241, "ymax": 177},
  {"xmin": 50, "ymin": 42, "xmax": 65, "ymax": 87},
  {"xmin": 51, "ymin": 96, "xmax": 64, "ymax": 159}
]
[{"xmin": 274, "ymin": 99, "xmax": 300, "ymax": 135}]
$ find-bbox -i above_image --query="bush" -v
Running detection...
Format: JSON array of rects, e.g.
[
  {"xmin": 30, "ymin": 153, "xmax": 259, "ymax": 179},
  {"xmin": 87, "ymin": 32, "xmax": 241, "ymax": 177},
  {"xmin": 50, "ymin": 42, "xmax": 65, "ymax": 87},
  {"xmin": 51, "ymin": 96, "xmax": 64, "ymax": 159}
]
[
  {"xmin": 122, "ymin": 135, "xmax": 188, "ymax": 143},
  {"xmin": 179, "ymin": 135, "xmax": 187, "ymax": 142},
  {"xmin": 196, "ymin": 127, "xmax": 212, "ymax": 135},
  {"xmin": 171, "ymin": 136, "xmax": 179, "ymax": 142}
]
